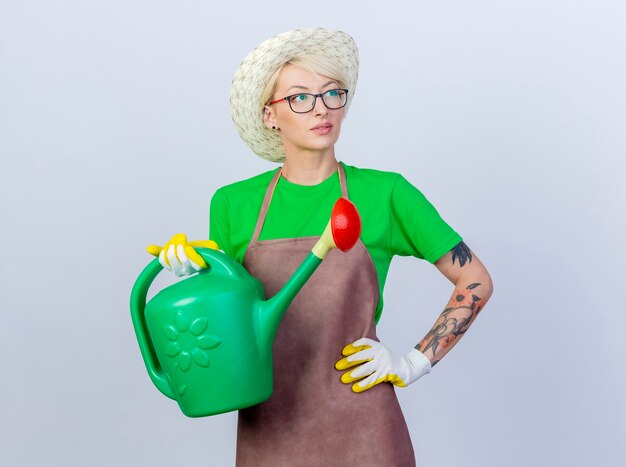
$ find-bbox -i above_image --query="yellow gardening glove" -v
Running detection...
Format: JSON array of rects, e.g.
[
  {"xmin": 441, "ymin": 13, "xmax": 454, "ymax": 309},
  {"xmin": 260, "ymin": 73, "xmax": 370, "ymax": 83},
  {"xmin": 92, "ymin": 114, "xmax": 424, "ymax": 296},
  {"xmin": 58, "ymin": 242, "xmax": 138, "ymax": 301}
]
[
  {"xmin": 335, "ymin": 337, "xmax": 431, "ymax": 393},
  {"xmin": 146, "ymin": 233, "xmax": 219, "ymax": 277}
]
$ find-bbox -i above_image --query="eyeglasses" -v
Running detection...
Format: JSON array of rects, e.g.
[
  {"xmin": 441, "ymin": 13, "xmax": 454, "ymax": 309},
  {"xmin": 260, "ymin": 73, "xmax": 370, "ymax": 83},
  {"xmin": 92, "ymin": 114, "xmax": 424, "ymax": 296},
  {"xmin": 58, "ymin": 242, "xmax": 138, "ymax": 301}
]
[{"xmin": 269, "ymin": 89, "xmax": 349, "ymax": 114}]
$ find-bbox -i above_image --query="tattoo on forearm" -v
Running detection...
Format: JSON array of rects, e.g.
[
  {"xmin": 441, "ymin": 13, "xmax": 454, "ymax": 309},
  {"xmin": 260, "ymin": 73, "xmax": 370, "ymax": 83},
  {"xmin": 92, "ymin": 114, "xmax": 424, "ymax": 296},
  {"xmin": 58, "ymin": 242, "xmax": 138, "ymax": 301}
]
[
  {"xmin": 416, "ymin": 282, "xmax": 484, "ymax": 366},
  {"xmin": 451, "ymin": 241, "xmax": 472, "ymax": 267}
]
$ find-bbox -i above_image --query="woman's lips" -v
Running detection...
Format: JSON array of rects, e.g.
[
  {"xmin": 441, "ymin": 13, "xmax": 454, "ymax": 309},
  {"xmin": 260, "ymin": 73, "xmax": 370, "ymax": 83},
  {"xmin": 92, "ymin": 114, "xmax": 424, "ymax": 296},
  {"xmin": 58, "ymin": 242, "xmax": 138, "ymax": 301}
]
[{"xmin": 311, "ymin": 124, "xmax": 332, "ymax": 135}]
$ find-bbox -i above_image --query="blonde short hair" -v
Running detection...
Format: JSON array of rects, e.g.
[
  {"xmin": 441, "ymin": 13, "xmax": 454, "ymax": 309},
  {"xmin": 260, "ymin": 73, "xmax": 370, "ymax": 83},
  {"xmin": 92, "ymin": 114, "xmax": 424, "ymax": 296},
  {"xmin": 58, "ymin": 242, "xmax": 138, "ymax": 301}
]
[{"xmin": 261, "ymin": 53, "xmax": 349, "ymax": 112}]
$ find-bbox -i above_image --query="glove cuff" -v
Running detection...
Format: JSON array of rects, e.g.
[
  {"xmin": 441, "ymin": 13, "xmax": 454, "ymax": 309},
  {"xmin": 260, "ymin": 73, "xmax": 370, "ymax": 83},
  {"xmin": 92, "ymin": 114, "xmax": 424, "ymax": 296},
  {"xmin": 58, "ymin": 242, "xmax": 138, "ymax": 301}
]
[{"xmin": 406, "ymin": 348, "xmax": 432, "ymax": 382}]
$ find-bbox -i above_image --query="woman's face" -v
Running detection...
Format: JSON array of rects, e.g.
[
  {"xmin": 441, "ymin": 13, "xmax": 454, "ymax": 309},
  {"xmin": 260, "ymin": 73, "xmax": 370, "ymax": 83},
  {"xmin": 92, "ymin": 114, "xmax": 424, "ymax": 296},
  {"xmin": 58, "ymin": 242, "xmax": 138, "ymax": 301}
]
[{"xmin": 264, "ymin": 64, "xmax": 345, "ymax": 157}]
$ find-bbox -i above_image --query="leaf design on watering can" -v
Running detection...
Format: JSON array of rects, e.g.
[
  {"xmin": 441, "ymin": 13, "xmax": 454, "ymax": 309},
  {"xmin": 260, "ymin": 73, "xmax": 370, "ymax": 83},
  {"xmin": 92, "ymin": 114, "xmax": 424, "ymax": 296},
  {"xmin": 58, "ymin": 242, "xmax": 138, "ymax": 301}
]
[
  {"xmin": 175, "ymin": 313, "xmax": 189, "ymax": 332},
  {"xmin": 163, "ymin": 312, "xmax": 222, "ymax": 373},
  {"xmin": 179, "ymin": 351, "xmax": 192, "ymax": 372},
  {"xmin": 192, "ymin": 349, "xmax": 210, "ymax": 367},
  {"xmin": 163, "ymin": 325, "xmax": 179, "ymax": 341},
  {"xmin": 189, "ymin": 317, "xmax": 208, "ymax": 336},
  {"xmin": 197, "ymin": 335, "xmax": 221, "ymax": 349},
  {"xmin": 177, "ymin": 384, "xmax": 187, "ymax": 396},
  {"xmin": 165, "ymin": 342, "xmax": 180, "ymax": 357}
]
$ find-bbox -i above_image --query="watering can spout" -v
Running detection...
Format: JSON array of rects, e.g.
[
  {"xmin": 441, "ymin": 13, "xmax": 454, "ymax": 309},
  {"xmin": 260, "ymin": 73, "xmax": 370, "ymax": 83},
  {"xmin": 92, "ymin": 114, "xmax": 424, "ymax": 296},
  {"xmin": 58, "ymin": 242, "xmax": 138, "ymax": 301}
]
[
  {"xmin": 257, "ymin": 251, "xmax": 323, "ymax": 353},
  {"xmin": 257, "ymin": 198, "xmax": 362, "ymax": 352}
]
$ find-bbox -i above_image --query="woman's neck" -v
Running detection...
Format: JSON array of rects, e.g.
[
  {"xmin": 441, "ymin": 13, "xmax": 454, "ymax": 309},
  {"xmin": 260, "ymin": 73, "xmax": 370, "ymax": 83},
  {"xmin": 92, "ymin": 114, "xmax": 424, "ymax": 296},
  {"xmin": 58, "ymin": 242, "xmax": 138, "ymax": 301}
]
[{"xmin": 281, "ymin": 149, "xmax": 338, "ymax": 185}]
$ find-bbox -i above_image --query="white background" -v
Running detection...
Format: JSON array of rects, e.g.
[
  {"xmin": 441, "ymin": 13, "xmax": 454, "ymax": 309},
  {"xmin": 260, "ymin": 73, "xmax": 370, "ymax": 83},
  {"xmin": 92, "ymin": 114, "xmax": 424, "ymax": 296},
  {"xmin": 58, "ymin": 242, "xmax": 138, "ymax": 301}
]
[{"xmin": 1, "ymin": 1, "xmax": 625, "ymax": 466}]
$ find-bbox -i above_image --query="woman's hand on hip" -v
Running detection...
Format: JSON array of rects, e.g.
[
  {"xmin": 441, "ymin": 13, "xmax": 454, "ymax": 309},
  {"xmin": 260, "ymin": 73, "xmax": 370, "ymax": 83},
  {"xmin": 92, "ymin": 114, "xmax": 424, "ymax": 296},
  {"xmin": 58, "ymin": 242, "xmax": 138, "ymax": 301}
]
[{"xmin": 335, "ymin": 338, "xmax": 431, "ymax": 393}]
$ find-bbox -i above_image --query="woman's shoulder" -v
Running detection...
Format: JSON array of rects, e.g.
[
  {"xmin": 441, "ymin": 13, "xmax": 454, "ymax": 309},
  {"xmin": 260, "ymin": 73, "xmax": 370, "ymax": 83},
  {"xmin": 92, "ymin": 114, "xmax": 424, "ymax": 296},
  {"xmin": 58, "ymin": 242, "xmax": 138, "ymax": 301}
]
[
  {"xmin": 341, "ymin": 161, "xmax": 404, "ymax": 191},
  {"xmin": 212, "ymin": 167, "xmax": 279, "ymax": 201}
]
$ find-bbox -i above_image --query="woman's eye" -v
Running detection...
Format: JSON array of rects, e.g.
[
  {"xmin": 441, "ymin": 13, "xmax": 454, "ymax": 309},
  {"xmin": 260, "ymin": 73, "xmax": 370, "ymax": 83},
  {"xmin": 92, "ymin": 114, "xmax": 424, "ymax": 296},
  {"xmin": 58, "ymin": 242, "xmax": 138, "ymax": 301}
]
[
  {"xmin": 326, "ymin": 90, "xmax": 339, "ymax": 97},
  {"xmin": 289, "ymin": 94, "xmax": 309, "ymax": 103}
]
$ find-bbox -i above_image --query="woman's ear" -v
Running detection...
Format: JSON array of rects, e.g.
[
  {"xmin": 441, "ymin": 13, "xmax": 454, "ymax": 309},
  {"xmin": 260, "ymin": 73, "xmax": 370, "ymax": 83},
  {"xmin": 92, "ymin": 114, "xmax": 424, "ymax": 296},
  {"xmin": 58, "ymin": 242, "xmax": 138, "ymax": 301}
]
[{"xmin": 263, "ymin": 106, "xmax": 278, "ymax": 130}]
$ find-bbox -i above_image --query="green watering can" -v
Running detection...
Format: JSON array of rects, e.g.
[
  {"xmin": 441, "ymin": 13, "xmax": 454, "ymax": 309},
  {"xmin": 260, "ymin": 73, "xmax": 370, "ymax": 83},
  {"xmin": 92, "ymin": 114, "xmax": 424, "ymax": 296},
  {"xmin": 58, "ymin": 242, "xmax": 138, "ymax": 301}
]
[{"xmin": 130, "ymin": 198, "xmax": 361, "ymax": 417}]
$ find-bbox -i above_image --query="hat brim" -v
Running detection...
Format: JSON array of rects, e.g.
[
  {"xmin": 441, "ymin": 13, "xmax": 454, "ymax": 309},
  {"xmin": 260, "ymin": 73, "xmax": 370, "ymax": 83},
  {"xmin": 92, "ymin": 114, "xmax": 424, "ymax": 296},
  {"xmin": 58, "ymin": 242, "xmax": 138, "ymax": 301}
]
[{"xmin": 230, "ymin": 28, "xmax": 359, "ymax": 163}]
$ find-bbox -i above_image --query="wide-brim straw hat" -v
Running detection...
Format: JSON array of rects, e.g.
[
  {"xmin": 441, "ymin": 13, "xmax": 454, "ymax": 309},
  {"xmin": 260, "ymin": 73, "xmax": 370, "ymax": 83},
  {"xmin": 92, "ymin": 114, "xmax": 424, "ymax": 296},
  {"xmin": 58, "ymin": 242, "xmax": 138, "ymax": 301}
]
[{"xmin": 230, "ymin": 28, "xmax": 359, "ymax": 163}]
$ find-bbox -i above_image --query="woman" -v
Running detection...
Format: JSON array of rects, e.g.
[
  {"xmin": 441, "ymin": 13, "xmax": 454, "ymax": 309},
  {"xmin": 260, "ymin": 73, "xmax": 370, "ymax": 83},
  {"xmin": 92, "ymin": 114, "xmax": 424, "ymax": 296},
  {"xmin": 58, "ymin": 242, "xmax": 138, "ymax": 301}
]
[{"xmin": 157, "ymin": 28, "xmax": 493, "ymax": 466}]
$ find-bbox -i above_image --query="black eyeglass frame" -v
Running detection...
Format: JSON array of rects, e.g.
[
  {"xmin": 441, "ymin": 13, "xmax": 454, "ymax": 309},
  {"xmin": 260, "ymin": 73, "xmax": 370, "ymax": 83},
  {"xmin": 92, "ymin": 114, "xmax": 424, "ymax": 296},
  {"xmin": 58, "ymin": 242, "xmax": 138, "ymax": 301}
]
[{"xmin": 268, "ymin": 89, "xmax": 349, "ymax": 114}]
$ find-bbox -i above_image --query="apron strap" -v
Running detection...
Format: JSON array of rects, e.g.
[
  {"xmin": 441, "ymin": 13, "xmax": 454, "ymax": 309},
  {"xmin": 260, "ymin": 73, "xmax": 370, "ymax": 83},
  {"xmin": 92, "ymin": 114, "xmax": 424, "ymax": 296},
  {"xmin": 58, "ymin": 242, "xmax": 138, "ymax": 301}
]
[
  {"xmin": 249, "ymin": 161, "xmax": 349, "ymax": 246},
  {"xmin": 338, "ymin": 162, "xmax": 348, "ymax": 198},
  {"xmin": 250, "ymin": 167, "xmax": 283, "ymax": 246}
]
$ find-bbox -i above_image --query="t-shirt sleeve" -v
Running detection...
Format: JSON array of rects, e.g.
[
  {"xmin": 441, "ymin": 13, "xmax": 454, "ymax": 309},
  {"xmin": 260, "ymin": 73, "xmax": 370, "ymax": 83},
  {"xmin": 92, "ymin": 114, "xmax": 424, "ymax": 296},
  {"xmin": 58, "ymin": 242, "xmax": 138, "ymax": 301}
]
[
  {"xmin": 388, "ymin": 174, "xmax": 463, "ymax": 263},
  {"xmin": 209, "ymin": 188, "xmax": 233, "ymax": 257}
]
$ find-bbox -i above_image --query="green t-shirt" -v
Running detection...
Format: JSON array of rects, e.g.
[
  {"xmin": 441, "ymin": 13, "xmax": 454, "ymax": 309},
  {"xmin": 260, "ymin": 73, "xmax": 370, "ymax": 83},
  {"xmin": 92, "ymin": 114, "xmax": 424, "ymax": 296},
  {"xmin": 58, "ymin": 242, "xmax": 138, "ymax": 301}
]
[{"xmin": 209, "ymin": 161, "xmax": 462, "ymax": 322}]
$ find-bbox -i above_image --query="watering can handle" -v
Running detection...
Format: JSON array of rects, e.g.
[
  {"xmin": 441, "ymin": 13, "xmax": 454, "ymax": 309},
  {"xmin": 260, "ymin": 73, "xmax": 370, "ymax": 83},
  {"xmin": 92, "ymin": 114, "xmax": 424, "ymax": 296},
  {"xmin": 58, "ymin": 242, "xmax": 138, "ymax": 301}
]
[
  {"xmin": 129, "ymin": 248, "xmax": 242, "ymax": 400},
  {"xmin": 130, "ymin": 258, "xmax": 175, "ymax": 399}
]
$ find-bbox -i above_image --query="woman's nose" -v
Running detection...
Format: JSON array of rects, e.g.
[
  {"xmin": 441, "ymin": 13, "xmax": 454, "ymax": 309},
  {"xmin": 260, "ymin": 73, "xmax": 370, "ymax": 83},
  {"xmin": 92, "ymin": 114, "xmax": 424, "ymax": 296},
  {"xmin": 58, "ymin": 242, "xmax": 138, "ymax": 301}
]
[{"xmin": 313, "ymin": 96, "xmax": 328, "ymax": 116}]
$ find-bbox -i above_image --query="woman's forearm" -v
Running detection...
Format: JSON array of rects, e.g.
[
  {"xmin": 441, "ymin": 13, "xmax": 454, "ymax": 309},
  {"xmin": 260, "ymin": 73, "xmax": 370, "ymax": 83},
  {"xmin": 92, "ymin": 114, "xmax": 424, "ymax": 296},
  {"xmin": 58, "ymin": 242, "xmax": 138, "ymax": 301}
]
[{"xmin": 416, "ymin": 277, "xmax": 493, "ymax": 366}]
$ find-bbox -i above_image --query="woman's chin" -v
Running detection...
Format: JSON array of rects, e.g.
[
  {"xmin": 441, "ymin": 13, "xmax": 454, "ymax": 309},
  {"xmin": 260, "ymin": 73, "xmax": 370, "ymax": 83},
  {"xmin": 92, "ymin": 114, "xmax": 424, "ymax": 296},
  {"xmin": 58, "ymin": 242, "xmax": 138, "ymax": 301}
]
[
  {"xmin": 284, "ymin": 138, "xmax": 339, "ymax": 156},
  {"xmin": 307, "ymin": 133, "xmax": 341, "ymax": 150}
]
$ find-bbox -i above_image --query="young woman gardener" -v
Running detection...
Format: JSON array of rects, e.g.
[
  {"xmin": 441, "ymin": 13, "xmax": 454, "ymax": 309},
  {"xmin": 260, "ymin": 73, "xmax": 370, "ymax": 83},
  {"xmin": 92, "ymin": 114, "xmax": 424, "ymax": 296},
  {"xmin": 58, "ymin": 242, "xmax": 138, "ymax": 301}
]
[{"xmin": 156, "ymin": 28, "xmax": 493, "ymax": 466}]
